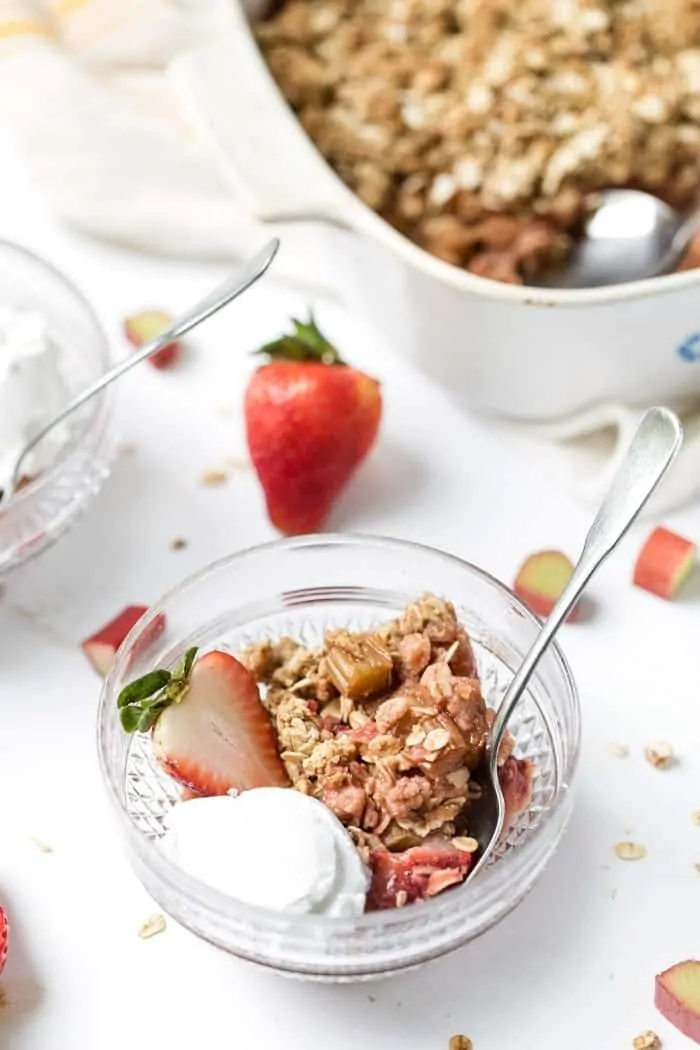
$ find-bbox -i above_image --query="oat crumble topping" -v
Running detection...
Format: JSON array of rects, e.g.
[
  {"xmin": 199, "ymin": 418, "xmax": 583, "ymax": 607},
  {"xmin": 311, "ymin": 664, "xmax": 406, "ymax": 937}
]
[
  {"xmin": 449, "ymin": 1037, "xmax": 474, "ymax": 1050},
  {"xmin": 256, "ymin": 0, "xmax": 700, "ymax": 283},
  {"xmin": 241, "ymin": 594, "xmax": 533, "ymax": 908}
]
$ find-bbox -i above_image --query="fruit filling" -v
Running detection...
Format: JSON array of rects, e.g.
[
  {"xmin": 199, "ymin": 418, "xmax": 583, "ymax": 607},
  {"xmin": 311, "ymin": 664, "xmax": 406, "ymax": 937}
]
[{"xmin": 118, "ymin": 594, "xmax": 533, "ymax": 913}]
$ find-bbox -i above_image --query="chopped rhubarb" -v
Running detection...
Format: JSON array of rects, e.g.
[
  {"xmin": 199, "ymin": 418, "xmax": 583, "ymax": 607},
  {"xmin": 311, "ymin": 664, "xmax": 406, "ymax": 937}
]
[
  {"xmin": 326, "ymin": 634, "xmax": 394, "ymax": 700},
  {"xmin": 367, "ymin": 844, "xmax": 473, "ymax": 910},
  {"xmin": 633, "ymin": 526, "xmax": 697, "ymax": 599},
  {"xmin": 82, "ymin": 606, "xmax": 165, "ymax": 677},
  {"xmin": 514, "ymin": 550, "xmax": 579, "ymax": 621},
  {"xmin": 655, "ymin": 960, "xmax": 700, "ymax": 1043},
  {"xmin": 124, "ymin": 310, "xmax": 180, "ymax": 369}
]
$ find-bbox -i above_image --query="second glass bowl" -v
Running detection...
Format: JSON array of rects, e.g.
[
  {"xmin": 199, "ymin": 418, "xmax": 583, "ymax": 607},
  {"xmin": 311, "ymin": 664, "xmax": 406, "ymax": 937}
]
[
  {"xmin": 0, "ymin": 240, "xmax": 113, "ymax": 575},
  {"xmin": 98, "ymin": 534, "xmax": 581, "ymax": 981}
]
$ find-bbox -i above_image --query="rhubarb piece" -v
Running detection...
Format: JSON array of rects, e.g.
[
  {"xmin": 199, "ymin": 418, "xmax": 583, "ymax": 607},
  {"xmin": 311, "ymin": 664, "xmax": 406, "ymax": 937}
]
[
  {"xmin": 367, "ymin": 843, "xmax": 473, "ymax": 910},
  {"xmin": 326, "ymin": 634, "xmax": 393, "ymax": 699},
  {"xmin": 0, "ymin": 906, "xmax": 7, "ymax": 975},
  {"xmin": 118, "ymin": 648, "xmax": 289, "ymax": 795},
  {"xmin": 513, "ymin": 550, "xmax": 579, "ymax": 621},
  {"xmin": 81, "ymin": 606, "xmax": 165, "ymax": 677},
  {"xmin": 633, "ymin": 526, "xmax": 697, "ymax": 599},
  {"xmin": 655, "ymin": 960, "xmax": 700, "ymax": 1043},
  {"xmin": 124, "ymin": 310, "xmax": 180, "ymax": 369}
]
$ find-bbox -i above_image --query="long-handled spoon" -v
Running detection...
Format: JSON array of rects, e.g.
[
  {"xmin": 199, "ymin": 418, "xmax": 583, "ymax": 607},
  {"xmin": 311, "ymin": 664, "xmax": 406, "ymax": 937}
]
[
  {"xmin": 1, "ymin": 238, "xmax": 280, "ymax": 503},
  {"xmin": 464, "ymin": 406, "xmax": 683, "ymax": 883}
]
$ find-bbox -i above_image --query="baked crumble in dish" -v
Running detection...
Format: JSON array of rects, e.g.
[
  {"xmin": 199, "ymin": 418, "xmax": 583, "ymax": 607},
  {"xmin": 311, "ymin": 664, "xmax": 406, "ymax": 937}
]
[
  {"xmin": 255, "ymin": 0, "xmax": 700, "ymax": 284},
  {"xmin": 240, "ymin": 594, "xmax": 533, "ymax": 910}
]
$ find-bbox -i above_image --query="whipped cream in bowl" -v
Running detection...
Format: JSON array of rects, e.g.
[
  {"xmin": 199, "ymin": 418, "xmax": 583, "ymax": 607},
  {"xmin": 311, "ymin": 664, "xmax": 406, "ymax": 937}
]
[
  {"xmin": 164, "ymin": 789, "xmax": 369, "ymax": 918},
  {"xmin": 0, "ymin": 239, "xmax": 112, "ymax": 574},
  {"xmin": 0, "ymin": 306, "xmax": 70, "ymax": 497}
]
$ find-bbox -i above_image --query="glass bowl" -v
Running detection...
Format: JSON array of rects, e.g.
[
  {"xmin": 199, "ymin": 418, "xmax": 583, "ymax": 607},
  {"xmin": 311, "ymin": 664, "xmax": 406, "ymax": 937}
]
[
  {"xmin": 0, "ymin": 240, "xmax": 113, "ymax": 575},
  {"xmin": 97, "ymin": 535, "xmax": 581, "ymax": 982}
]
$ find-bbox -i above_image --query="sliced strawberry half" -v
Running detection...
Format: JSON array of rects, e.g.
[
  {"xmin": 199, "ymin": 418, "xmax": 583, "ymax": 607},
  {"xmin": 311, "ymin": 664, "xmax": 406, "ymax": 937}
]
[
  {"xmin": 118, "ymin": 648, "xmax": 289, "ymax": 796},
  {"xmin": 0, "ymin": 906, "xmax": 8, "ymax": 974}
]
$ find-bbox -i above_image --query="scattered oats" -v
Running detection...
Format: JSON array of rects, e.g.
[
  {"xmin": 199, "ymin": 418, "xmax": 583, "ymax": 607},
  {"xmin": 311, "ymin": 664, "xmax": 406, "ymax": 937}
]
[
  {"xmin": 138, "ymin": 914, "xmax": 167, "ymax": 939},
  {"xmin": 199, "ymin": 470, "xmax": 228, "ymax": 487},
  {"xmin": 452, "ymin": 836, "xmax": 479, "ymax": 853},
  {"xmin": 693, "ymin": 811, "xmax": 700, "ymax": 826},
  {"xmin": 614, "ymin": 841, "xmax": 647, "ymax": 861},
  {"xmin": 694, "ymin": 862, "xmax": 700, "ymax": 875},
  {"xmin": 449, "ymin": 1037, "xmax": 473, "ymax": 1050},
  {"xmin": 169, "ymin": 537, "xmax": 188, "ymax": 551},
  {"xmin": 606, "ymin": 742, "xmax": 630, "ymax": 759},
  {"xmin": 226, "ymin": 456, "xmax": 251, "ymax": 472},
  {"xmin": 30, "ymin": 836, "xmax": 53, "ymax": 853},
  {"xmin": 395, "ymin": 890, "xmax": 408, "ymax": 907},
  {"xmin": 644, "ymin": 741, "xmax": 675, "ymax": 770},
  {"xmin": 632, "ymin": 1031, "xmax": 661, "ymax": 1050},
  {"xmin": 118, "ymin": 441, "xmax": 138, "ymax": 457}
]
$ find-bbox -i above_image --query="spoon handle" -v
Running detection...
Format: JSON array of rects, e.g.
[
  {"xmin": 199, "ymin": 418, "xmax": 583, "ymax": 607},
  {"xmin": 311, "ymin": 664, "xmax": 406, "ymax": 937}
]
[
  {"xmin": 8, "ymin": 239, "xmax": 279, "ymax": 496},
  {"xmin": 489, "ymin": 406, "xmax": 682, "ymax": 750}
]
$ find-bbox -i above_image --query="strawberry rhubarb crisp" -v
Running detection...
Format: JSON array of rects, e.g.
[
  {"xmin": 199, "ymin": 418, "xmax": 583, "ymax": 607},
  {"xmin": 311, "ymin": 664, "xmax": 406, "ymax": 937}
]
[
  {"xmin": 255, "ymin": 0, "xmax": 700, "ymax": 284},
  {"xmin": 240, "ymin": 595, "xmax": 533, "ymax": 910},
  {"xmin": 118, "ymin": 595, "xmax": 532, "ymax": 913}
]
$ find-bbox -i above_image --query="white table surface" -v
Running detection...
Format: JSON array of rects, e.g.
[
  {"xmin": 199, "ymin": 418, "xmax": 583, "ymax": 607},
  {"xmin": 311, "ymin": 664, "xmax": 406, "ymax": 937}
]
[{"xmin": 1, "ymin": 127, "xmax": 699, "ymax": 1050}]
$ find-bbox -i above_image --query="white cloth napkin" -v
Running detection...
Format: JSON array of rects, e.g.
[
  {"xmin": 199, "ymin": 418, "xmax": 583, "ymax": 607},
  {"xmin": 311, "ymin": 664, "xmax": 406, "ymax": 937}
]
[{"xmin": 0, "ymin": 0, "xmax": 698, "ymax": 514}]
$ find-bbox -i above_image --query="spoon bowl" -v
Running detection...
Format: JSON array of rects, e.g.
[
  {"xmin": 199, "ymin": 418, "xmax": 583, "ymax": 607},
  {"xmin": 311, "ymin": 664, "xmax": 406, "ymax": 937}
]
[
  {"xmin": 465, "ymin": 405, "xmax": 683, "ymax": 883},
  {"xmin": 534, "ymin": 189, "xmax": 697, "ymax": 289}
]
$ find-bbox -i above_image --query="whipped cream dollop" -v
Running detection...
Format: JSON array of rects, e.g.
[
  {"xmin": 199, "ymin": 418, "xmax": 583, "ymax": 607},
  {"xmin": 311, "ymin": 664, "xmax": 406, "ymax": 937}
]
[
  {"xmin": 164, "ymin": 789, "xmax": 369, "ymax": 917},
  {"xmin": 0, "ymin": 306, "xmax": 69, "ymax": 492}
]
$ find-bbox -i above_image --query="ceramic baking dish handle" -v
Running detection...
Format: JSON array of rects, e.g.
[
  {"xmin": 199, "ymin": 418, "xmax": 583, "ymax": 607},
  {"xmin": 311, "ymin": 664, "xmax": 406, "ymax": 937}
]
[{"xmin": 173, "ymin": 36, "xmax": 357, "ymax": 230}]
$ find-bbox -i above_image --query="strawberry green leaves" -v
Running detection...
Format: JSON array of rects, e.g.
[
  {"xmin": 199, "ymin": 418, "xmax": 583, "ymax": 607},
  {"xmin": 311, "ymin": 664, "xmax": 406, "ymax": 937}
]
[
  {"xmin": 256, "ymin": 312, "xmax": 343, "ymax": 365},
  {"xmin": 118, "ymin": 646, "xmax": 198, "ymax": 734}
]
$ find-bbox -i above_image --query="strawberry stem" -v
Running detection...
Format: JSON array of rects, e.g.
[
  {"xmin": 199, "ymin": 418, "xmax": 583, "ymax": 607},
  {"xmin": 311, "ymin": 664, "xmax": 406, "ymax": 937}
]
[
  {"xmin": 118, "ymin": 646, "xmax": 199, "ymax": 734},
  {"xmin": 255, "ymin": 312, "xmax": 344, "ymax": 365}
]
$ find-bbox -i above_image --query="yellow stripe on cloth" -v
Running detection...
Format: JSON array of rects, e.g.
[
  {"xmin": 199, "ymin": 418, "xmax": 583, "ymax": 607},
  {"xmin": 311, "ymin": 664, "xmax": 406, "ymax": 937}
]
[
  {"xmin": 51, "ymin": 0, "xmax": 93, "ymax": 13},
  {"xmin": 0, "ymin": 17, "xmax": 50, "ymax": 37}
]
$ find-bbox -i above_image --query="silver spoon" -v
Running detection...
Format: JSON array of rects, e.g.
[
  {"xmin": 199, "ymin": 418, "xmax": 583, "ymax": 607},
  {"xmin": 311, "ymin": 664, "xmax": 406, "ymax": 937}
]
[
  {"xmin": 534, "ymin": 189, "xmax": 699, "ymax": 289},
  {"xmin": 465, "ymin": 405, "xmax": 682, "ymax": 883},
  {"xmin": 1, "ymin": 238, "xmax": 280, "ymax": 504}
]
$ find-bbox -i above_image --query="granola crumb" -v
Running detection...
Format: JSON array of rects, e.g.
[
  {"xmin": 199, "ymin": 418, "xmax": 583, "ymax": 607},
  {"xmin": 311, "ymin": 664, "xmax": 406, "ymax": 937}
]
[
  {"xmin": 693, "ymin": 811, "xmax": 700, "ymax": 826},
  {"xmin": 449, "ymin": 1037, "xmax": 473, "ymax": 1050},
  {"xmin": 226, "ymin": 456, "xmax": 251, "ymax": 472},
  {"xmin": 614, "ymin": 841, "xmax": 647, "ymax": 861},
  {"xmin": 29, "ymin": 836, "xmax": 53, "ymax": 853},
  {"xmin": 199, "ymin": 469, "xmax": 229, "ymax": 487},
  {"xmin": 169, "ymin": 537, "xmax": 188, "ymax": 551},
  {"xmin": 137, "ymin": 914, "xmax": 167, "ymax": 939},
  {"xmin": 632, "ymin": 1031, "xmax": 661, "ymax": 1050},
  {"xmin": 694, "ymin": 862, "xmax": 700, "ymax": 875},
  {"xmin": 606, "ymin": 742, "xmax": 630, "ymax": 759},
  {"xmin": 452, "ymin": 836, "xmax": 479, "ymax": 853},
  {"xmin": 644, "ymin": 741, "xmax": 675, "ymax": 769}
]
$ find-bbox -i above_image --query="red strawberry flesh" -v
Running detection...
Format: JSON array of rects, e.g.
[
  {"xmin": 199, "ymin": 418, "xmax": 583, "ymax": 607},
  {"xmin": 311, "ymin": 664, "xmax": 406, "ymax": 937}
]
[
  {"xmin": 245, "ymin": 361, "xmax": 381, "ymax": 535},
  {"xmin": 0, "ymin": 906, "xmax": 7, "ymax": 975},
  {"xmin": 152, "ymin": 650, "xmax": 289, "ymax": 796}
]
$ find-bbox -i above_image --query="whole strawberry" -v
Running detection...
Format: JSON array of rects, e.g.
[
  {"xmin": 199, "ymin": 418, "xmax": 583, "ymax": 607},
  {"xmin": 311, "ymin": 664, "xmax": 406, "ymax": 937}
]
[
  {"xmin": 245, "ymin": 314, "xmax": 382, "ymax": 534},
  {"xmin": 0, "ymin": 906, "xmax": 8, "ymax": 975}
]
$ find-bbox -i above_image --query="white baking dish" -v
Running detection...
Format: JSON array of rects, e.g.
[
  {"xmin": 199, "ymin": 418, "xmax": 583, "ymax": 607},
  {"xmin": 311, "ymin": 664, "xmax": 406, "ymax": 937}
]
[{"xmin": 178, "ymin": 0, "xmax": 700, "ymax": 421}]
